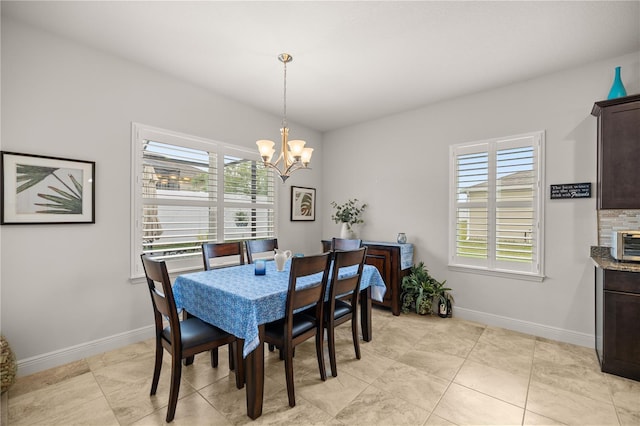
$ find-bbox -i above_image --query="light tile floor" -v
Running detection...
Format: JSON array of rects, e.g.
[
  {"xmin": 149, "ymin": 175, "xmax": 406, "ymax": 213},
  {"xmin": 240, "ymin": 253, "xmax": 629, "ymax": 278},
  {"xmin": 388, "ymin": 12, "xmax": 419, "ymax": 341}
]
[{"xmin": 5, "ymin": 308, "xmax": 640, "ymax": 425}]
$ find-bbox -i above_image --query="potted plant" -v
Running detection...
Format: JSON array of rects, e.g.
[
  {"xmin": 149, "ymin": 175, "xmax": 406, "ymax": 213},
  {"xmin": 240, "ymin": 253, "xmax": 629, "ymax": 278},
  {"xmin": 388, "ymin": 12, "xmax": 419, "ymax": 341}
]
[
  {"xmin": 401, "ymin": 262, "xmax": 451, "ymax": 316},
  {"xmin": 331, "ymin": 198, "xmax": 367, "ymax": 238},
  {"xmin": 234, "ymin": 211, "xmax": 249, "ymax": 227}
]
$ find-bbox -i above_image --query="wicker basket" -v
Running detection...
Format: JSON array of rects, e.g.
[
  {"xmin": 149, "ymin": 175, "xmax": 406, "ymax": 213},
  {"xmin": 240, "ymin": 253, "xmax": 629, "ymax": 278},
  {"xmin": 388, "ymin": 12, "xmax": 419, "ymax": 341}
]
[{"xmin": 1, "ymin": 335, "xmax": 17, "ymax": 393}]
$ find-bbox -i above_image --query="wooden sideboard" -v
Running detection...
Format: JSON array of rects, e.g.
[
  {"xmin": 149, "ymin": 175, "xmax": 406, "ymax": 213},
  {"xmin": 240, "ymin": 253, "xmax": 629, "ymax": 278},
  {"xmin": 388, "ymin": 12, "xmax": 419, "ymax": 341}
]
[{"xmin": 322, "ymin": 240, "xmax": 413, "ymax": 316}]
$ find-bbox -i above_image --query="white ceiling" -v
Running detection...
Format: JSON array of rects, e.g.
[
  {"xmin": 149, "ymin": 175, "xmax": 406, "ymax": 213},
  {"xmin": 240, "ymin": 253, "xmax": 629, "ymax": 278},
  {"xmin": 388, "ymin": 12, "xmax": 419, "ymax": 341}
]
[{"xmin": 3, "ymin": 1, "xmax": 639, "ymax": 132}]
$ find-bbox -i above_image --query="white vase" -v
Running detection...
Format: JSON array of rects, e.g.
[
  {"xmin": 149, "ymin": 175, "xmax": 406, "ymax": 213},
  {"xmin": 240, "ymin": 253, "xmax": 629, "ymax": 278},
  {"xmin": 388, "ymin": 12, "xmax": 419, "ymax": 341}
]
[{"xmin": 340, "ymin": 222, "xmax": 350, "ymax": 239}]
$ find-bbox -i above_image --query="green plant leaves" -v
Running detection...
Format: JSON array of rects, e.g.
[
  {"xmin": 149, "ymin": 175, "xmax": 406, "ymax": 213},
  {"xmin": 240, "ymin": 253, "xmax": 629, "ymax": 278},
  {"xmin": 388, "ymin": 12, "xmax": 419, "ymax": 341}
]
[
  {"xmin": 300, "ymin": 193, "xmax": 313, "ymax": 216},
  {"xmin": 34, "ymin": 185, "xmax": 82, "ymax": 214},
  {"xmin": 16, "ymin": 165, "xmax": 83, "ymax": 214},
  {"xmin": 16, "ymin": 164, "xmax": 59, "ymax": 193},
  {"xmin": 330, "ymin": 198, "xmax": 367, "ymax": 228},
  {"xmin": 400, "ymin": 261, "xmax": 451, "ymax": 315}
]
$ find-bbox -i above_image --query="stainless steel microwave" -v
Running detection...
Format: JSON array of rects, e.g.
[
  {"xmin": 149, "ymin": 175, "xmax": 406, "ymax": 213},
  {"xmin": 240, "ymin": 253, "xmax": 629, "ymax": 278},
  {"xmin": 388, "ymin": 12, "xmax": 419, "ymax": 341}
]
[{"xmin": 611, "ymin": 231, "xmax": 640, "ymax": 262}]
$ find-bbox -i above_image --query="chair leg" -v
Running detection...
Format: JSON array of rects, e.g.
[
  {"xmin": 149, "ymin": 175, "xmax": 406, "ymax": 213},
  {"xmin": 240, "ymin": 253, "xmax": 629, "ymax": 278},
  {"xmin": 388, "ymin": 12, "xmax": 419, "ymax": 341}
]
[
  {"xmin": 167, "ymin": 354, "xmax": 182, "ymax": 422},
  {"xmin": 327, "ymin": 324, "xmax": 338, "ymax": 378},
  {"xmin": 183, "ymin": 312, "xmax": 195, "ymax": 367},
  {"xmin": 284, "ymin": 344, "xmax": 296, "ymax": 407},
  {"xmin": 228, "ymin": 342, "xmax": 235, "ymax": 371},
  {"xmin": 151, "ymin": 338, "xmax": 163, "ymax": 395},
  {"xmin": 316, "ymin": 329, "xmax": 327, "ymax": 381},
  {"xmin": 210, "ymin": 348, "xmax": 219, "ymax": 368},
  {"xmin": 351, "ymin": 315, "xmax": 361, "ymax": 360}
]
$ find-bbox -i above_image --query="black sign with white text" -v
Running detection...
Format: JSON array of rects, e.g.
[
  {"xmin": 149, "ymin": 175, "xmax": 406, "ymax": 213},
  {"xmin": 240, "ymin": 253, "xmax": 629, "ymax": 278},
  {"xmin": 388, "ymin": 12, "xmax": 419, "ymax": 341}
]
[{"xmin": 550, "ymin": 183, "xmax": 591, "ymax": 199}]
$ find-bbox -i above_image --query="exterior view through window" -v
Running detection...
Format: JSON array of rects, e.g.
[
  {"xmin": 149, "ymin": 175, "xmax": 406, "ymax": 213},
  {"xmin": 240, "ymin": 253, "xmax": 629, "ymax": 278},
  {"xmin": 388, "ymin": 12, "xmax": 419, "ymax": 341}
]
[{"xmin": 131, "ymin": 124, "xmax": 275, "ymax": 277}]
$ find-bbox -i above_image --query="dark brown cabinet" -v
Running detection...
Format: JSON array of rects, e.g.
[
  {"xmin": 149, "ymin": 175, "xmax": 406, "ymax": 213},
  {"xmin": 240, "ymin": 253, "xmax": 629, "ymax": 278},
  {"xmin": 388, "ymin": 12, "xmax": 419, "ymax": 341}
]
[
  {"xmin": 591, "ymin": 94, "xmax": 640, "ymax": 209},
  {"xmin": 595, "ymin": 268, "xmax": 640, "ymax": 381},
  {"xmin": 322, "ymin": 240, "xmax": 412, "ymax": 316}
]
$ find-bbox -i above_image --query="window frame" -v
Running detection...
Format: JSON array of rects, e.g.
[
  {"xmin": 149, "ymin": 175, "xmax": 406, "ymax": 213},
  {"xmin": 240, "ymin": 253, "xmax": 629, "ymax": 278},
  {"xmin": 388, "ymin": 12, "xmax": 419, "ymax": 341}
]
[
  {"xmin": 130, "ymin": 123, "xmax": 277, "ymax": 280},
  {"xmin": 448, "ymin": 130, "xmax": 545, "ymax": 282}
]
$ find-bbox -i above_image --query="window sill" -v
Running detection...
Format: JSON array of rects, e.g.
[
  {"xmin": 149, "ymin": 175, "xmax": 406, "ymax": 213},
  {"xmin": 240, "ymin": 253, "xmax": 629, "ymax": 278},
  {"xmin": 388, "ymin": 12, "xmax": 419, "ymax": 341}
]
[{"xmin": 448, "ymin": 264, "xmax": 545, "ymax": 282}]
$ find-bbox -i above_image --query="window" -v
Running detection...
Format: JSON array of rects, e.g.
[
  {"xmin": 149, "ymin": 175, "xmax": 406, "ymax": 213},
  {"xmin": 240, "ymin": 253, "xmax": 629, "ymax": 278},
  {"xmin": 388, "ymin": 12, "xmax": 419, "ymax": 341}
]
[
  {"xmin": 131, "ymin": 123, "xmax": 275, "ymax": 278},
  {"xmin": 449, "ymin": 131, "xmax": 544, "ymax": 280}
]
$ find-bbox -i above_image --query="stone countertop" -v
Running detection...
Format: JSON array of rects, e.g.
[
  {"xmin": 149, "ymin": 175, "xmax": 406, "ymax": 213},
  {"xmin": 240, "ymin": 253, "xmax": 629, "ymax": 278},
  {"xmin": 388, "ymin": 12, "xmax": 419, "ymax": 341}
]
[{"xmin": 590, "ymin": 246, "xmax": 640, "ymax": 272}]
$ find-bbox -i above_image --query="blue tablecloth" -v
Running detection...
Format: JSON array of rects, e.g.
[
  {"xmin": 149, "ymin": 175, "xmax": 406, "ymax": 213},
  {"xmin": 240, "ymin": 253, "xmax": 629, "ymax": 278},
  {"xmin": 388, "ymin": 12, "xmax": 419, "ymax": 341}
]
[{"xmin": 173, "ymin": 260, "xmax": 386, "ymax": 357}]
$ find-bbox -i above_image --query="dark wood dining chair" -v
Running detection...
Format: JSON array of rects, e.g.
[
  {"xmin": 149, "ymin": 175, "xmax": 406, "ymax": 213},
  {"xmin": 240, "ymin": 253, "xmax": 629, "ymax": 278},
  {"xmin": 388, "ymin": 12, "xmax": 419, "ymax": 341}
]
[
  {"xmin": 201, "ymin": 241, "xmax": 245, "ymax": 270},
  {"xmin": 331, "ymin": 237, "xmax": 362, "ymax": 251},
  {"xmin": 245, "ymin": 238, "xmax": 278, "ymax": 264},
  {"xmin": 245, "ymin": 238, "xmax": 280, "ymax": 353},
  {"xmin": 263, "ymin": 252, "xmax": 331, "ymax": 407},
  {"xmin": 140, "ymin": 254, "xmax": 242, "ymax": 422},
  {"xmin": 200, "ymin": 242, "xmax": 244, "ymax": 370},
  {"xmin": 324, "ymin": 247, "xmax": 367, "ymax": 377}
]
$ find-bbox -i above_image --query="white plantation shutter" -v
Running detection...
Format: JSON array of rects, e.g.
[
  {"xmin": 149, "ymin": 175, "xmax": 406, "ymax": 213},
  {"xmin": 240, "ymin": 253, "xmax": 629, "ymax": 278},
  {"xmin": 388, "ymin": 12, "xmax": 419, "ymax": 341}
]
[
  {"xmin": 141, "ymin": 141, "xmax": 217, "ymax": 262},
  {"xmin": 222, "ymin": 150, "xmax": 276, "ymax": 242},
  {"xmin": 131, "ymin": 124, "xmax": 276, "ymax": 278},
  {"xmin": 450, "ymin": 131, "xmax": 544, "ymax": 279},
  {"xmin": 454, "ymin": 149, "xmax": 489, "ymax": 264}
]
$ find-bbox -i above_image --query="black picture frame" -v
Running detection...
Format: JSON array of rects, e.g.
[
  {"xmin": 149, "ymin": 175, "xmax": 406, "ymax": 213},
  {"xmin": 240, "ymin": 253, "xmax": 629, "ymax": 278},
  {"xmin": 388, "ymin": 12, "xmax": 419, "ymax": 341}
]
[
  {"xmin": 1, "ymin": 151, "xmax": 95, "ymax": 224},
  {"xmin": 290, "ymin": 186, "xmax": 316, "ymax": 221}
]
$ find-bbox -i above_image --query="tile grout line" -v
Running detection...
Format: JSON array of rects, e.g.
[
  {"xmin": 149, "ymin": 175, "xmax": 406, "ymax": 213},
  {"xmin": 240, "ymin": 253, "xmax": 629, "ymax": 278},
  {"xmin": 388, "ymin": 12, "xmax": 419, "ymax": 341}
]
[
  {"xmin": 603, "ymin": 373, "xmax": 624, "ymax": 426},
  {"xmin": 89, "ymin": 362, "xmax": 125, "ymax": 426},
  {"xmin": 520, "ymin": 337, "xmax": 537, "ymax": 425},
  {"xmin": 425, "ymin": 321, "xmax": 487, "ymax": 425}
]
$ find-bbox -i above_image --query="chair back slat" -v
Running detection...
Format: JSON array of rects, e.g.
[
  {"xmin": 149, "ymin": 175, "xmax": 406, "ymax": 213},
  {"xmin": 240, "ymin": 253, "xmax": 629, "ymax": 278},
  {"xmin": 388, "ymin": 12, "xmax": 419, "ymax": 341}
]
[
  {"xmin": 202, "ymin": 242, "xmax": 244, "ymax": 270},
  {"xmin": 287, "ymin": 253, "xmax": 331, "ymax": 313},
  {"xmin": 331, "ymin": 275, "xmax": 360, "ymax": 298},
  {"xmin": 331, "ymin": 238, "xmax": 362, "ymax": 251},
  {"xmin": 245, "ymin": 238, "xmax": 278, "ymax": 264}
]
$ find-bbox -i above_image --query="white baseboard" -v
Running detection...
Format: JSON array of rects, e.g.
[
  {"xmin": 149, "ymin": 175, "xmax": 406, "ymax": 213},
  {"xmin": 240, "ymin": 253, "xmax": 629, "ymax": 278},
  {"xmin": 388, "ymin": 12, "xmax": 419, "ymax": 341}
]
[
  {"xmin": 453, "ymin": 307, "xmax": 594, "ymax": 348},
  {"xmin": 16, "ymin": 325, "xmax": 155, "ymax": 377},
  {"xmin": 16, "ymin": 309, "xmax": 595, "ymax": 377}
]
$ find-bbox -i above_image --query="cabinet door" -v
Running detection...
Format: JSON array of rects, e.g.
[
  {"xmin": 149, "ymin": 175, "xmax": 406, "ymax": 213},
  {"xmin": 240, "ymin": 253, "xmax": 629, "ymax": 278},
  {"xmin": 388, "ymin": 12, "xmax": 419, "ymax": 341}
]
[
  {"xmin": 598, "ymin": 100, "xmax": 640, "ymax": 209},
  {"xmin": 365, "ymin": 247, "xmax": 393, "ymax": 306},
  {"xmin": 603, "ymin": 290, "xmax": 640, "ymax": 381}
]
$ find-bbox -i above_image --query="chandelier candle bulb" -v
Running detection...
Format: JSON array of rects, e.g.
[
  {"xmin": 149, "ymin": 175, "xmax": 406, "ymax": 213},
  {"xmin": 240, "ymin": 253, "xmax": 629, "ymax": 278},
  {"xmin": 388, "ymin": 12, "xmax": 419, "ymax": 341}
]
[
  {"xmin": 256, "ymin": 140, "xmax": 276, "ymax": 162},
  {"xmin": 301, "ymin": 147, "xmax": 313, "ymax": 165},
  {"xmin": 287, "ymin": 140, "xmax": 306, "ymax": 159}
]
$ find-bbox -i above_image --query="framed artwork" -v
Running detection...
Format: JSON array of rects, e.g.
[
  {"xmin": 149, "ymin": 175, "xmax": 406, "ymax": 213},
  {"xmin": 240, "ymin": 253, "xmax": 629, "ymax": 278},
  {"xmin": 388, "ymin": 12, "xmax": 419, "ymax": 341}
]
[
  {"xmin": 290, "ymin": 186, "xmax": 316, "ymax": 221},
  {"xmin": 1, "ymin": 151, "xmax": 95, "ymax": 224}
]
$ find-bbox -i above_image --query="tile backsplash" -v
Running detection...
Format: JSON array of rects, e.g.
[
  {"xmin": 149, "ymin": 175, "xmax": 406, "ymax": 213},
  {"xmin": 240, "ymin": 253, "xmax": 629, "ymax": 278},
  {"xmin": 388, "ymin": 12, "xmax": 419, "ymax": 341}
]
[{"xmin": 598, "ymin": 210, "xmax": 640, "ymax": 246}]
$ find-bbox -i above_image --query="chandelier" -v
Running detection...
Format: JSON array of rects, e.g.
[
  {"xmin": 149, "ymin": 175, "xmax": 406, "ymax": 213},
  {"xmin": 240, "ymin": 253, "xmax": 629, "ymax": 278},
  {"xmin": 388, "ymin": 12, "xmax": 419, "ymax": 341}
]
[{"xmin": 256, "ymin": 53, "xmax": 312, "ymax": 183}]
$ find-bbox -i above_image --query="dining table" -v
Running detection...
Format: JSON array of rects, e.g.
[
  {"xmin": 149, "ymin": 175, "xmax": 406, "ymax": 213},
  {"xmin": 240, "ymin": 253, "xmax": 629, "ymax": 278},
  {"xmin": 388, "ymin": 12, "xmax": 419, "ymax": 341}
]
[{"xmin": 172, "ymin": 258, "xmax": 386, "ymax": 419}]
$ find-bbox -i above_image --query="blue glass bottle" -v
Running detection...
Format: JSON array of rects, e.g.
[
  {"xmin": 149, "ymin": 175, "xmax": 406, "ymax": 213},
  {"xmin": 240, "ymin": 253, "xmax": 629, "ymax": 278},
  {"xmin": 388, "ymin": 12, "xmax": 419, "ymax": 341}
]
[{"xmin": 607, "ymin": 66, "xmax": 627, "ymax": 100}]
